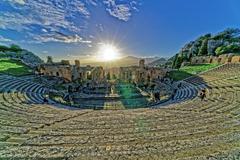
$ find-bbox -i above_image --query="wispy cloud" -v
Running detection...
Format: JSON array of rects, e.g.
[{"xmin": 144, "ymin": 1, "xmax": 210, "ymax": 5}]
[
  {"xmin": 106, "ymin": 4, "xmax": 131, "ymax": 21},
  {"xmin": 0, "ymin": 35, "xmax": 12, "ymax": 42},
  {"xmin": 2, "ymin": 0, "xmax": 90, "ymax": 32},
  {"xmin": 0, "ymin": 0, "xmax": 140, "ymax": 44},
  {"xmin": 4, "ymin": 0, "xmax": 26, "ymax": 5},
  {"xmin": 34, "ymin": 31, "xmax": 92, "ymax": 44},
  {"xmin": 103, "ymin": 0, "xmax": 139, "ymax": 21}
]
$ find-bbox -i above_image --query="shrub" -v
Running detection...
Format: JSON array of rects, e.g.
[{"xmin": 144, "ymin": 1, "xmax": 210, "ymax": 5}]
[
  {"xmin": 215, "ymin": 44, "xmax": 240, "ymax": 56},
  {"xmin": 0, "ymin": 44, "xmax": 22, "ymax": 52},
  {"xmin": 172, "ymin": 54, "xmax": 183, "ymax": 69},
  {"xmin": 212, "ymin": 28, "xmax": 240, "ymax": 40}
]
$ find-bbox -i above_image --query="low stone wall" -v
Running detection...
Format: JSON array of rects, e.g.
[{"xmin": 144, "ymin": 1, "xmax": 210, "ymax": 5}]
[
  {"xmin": 231, "ymin": 56, "xmax": 240, "ymax": 63},
  {"xmin": 191, "ymin": 54, "xmax": 238, "ymax": 65}
]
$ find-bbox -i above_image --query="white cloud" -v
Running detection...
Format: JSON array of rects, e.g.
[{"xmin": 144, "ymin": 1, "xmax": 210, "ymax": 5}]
[
  {"xmin": 34, "ymin": 32, "xmax": 92, "ymax": 44},
  {"xmin": 0, "ymin": 0, "xmax": 140, "ymax": 44},
  {"xmin": 41, "ymin": 29, "xmax": 48, "ymax": 33},
  {"xmin": 0, "ymin": 35, "xmax": 12, "ymax": 42},
  {"xmin": 85, "ymin": 0, "xmax": 98, "ymax": 6},
  {"xmin": 4, "ymin": 0, "xmax": 25, "ymax": 5},
  {"xmin": 96, "ymin": 24, "xmax": 104, "ymax": 32},
  {"xmin": 42, "ymin": 51, "xmax": 48, "ymax": 54},
  {"xmin": 1, "ymin": 0, "xmax": 90, "ymax": 33},
  {"xmin": 103, "ymin": 0, "xmax": 139, "ymax": 21},
  {"xmin": 87, "ymin": 44, "xmax": 93, "ymax": 48},
  {"xmin": 106, "ymin": 4, "xmax": 131, "ymax": 21}
]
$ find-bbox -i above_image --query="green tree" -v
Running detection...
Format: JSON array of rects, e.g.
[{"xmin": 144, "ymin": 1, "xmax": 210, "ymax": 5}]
[
  {"xmin": 0, "ymin": 45, "xmax": 9, "ymax": 52},
  {"xmin": 213, "ymin": 28, "xmax": 240, "ymax": 40},
  {"xmin": 172, "ymin": 54, "xmax": 178, "ymax": 68},
  {"xmin": 215, "ymin": 44, "xmax": 240, "ymax": 56},
  {"xmin": 173, "ymin": 54, "xmax": 183, "ymax": 69},
  {"xmin": 10, "ymin": 44, "xmax": 22, "ymax": 52},
  {"xmin": 215, "ymin": 47, "xmax": 223, "ymax": 55},
  {"xmin": 198, "ymin": 34, "xmax": 211, "ymax": 41},
  {"xmin": 198, "ymin": 39, "xmax": 208, "ymax": 56}
]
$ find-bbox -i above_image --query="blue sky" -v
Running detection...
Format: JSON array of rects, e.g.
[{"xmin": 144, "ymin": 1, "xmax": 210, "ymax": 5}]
[{"xmin": 0, "ymin": 0, "xmax": 240, "ymax": 60}]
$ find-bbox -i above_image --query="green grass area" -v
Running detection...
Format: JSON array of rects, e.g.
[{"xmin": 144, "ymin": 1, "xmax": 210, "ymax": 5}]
[
  {"xmin": 180, "ymin": 63, "xmax": 220, "ymax": 74},
  {"xmin": 168, "ymin": 70, "xmax": 193, "ymax": 81},
  {"xmin": 169, "ymin": 63, "xmax": 220, "ymax": 81},
  {"xmin": 116, "ymin": 83, "xmax": 149, "ymax": 109},
  {"xmin": 117, "ymin": 83, "xmax": 139, "ymax": 99},
  {"xmin": 0, "ymin": 58, "xmax": 33, "ymax": 76}
]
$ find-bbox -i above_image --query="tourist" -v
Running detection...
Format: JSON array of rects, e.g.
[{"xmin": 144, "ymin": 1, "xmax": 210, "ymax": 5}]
[
  {"xmin": 43, "ymin": 97, "xmax": 48, "ymax": 104},
  {"xmin": 171, "ymin": 93, "xmax": 174, "ymax": 100},
  {"xmin": 178, "ymin": 82, "xmax": 182, "ymax": 88},
  {"xmin": 171, "ymin": 88, "xmax": 178, "ymax": 100},
  {"xmin": 154, "ymin": 92, "xmax": 160, "ymax": 101},
  {"xmin": 199, "ymin": 89, "xmax": 206, "ymax": 101}
]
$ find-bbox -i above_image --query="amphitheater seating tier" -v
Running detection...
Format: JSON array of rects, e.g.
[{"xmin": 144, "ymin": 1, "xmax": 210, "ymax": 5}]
[{"xmin": 0, "ymin": 64, "xmax": 240, "ymax": 159}]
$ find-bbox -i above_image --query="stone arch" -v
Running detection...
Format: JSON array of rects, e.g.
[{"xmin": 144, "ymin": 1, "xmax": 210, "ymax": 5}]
[
  {"xmin": 147, "ymin": 74, "xmax": 151, "ymax": 82},
  {"xmin": 79, "ymin": 72, "xmax": 82, "ymax": 78},
  {"xmin": 227, "ymin": 57, "xmax": 232, "ymax": 63},
  {"xmin": 209, "ymin": 58, "xmax": 213, "ymax": 63},
  {"xmin": 87, "ymin": 71, "xmax": 92, "ymax": 80}
]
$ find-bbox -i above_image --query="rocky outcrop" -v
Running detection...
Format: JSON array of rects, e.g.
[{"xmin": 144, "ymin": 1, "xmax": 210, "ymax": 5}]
[
  {"xmin": 207, "ymin": 40, "xmax": 224, "ymax": 55},
  {"xmin": 179, "ymin": 29, "xmax": 240, "ymax": 57},
  {"xmin": 171, "ymin": 28, "xmax": 240, "ymax": 68}
]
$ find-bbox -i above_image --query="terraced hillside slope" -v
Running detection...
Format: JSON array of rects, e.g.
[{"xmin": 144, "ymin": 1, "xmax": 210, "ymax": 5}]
[{"xmin": 0, "ymin": 64, "xmax": 240, "ymax": 159}]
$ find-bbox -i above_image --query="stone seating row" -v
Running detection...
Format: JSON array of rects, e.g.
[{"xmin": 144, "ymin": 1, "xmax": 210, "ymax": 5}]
[
  {"xmin": 184, "ymin": 63, "xmax": 240, "ymax": 86},
  {"xmin": 1, "ymin": 102, "xmax": 238, "ymax": 159},
  {"xmin": 0, "ymin": 64, "xmax": 240, "ymax": 159},
  {"xmin": 0, "ymin": 75, "xmax": 46, "ymax": 104}
]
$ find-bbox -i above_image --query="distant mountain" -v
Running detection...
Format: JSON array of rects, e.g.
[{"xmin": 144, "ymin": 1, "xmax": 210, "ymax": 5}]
[
  {"xmin": 80, "ymin": 56, "xmax": 160, "ymax": 67},
  {"xmin": 147, "ymin": 58, "xmax": 167, "ymax": 67}
]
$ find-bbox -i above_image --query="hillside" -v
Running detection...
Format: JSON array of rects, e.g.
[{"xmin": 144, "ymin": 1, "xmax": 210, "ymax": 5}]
[
  {"xmin": 0, "ymin": 44, "xmax": 43, "ymax": 68},
  {"xmin": 171, "ymin": 28, "xmax": 240, "ymax": 68},
  {"xmin": 0, "ymin": 58, "xmax": 33, "ymax": 76},
  {"xmin": 147, "ymin": 57, "xmax": 167, "ymax": 67}
]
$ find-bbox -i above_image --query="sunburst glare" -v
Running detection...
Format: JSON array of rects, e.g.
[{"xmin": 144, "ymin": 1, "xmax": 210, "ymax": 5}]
[{"xmin": 97, "ymin": 43, "xmax": 121, "ymax": 61}]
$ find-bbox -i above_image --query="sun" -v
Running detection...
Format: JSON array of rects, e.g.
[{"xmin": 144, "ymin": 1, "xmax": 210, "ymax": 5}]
[{"xmin": 97, "ymin": 43, "xmax": 120, "ymax": 61}]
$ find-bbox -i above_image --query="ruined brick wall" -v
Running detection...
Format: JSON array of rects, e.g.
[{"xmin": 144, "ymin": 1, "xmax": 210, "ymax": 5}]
[
  {"xmin": 39, "ymin": 65, "xmax": 72, "ymax": 81},
  {"xmin": 191, "ymin": 54, "xmax": 235, "ymax": 65},
  {"xmin": 231, "ymin": 56, "xmax": 240, "ymax": 63}
]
